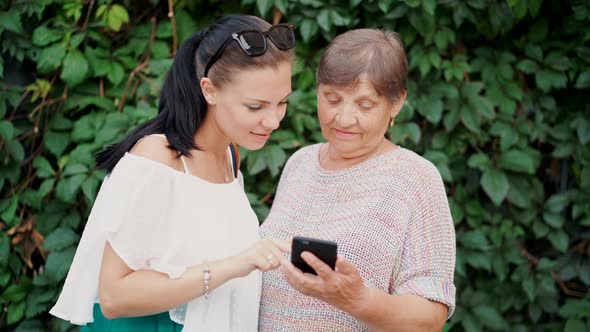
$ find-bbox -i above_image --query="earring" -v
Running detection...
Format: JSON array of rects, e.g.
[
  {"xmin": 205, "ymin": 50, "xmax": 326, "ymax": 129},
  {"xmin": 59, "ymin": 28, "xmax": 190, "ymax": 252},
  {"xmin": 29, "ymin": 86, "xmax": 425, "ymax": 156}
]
[{"xmin": 389, "ymin": 118, "xmax": 395, "ymax": 127}]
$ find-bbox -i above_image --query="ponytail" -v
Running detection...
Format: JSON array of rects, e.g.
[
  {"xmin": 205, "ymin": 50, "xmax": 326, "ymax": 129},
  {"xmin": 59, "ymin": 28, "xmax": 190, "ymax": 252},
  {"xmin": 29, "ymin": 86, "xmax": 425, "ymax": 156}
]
[{"xmin": 96, "ymin": 29, "xmax": 208, "ymax": 173}]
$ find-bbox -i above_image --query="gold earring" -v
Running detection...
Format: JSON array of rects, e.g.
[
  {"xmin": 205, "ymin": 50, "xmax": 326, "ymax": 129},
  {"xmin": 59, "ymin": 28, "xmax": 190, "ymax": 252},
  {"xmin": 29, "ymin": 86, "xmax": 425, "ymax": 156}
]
[{"xmin": 389, "ymin": 118, "xmax": 395, "ymax": 127}]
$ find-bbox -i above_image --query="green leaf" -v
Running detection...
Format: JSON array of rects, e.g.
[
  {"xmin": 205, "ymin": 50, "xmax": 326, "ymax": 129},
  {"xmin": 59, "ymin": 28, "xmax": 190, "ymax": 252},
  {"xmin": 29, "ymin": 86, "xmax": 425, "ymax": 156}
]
[
  {"xmin": 498, "ymin": 149, "xmax": 536, "ymax": 174},
  {"xmin": 44, "ymin": 131, "xmax": 70, "ymax": 157},
  {"xmin": 473, "ymin": 305, "xmax": 508, "ymax": 330},
  {"xmin": 536, "ymin": 69, "xmax": 567, "ymax": 92},
  {"xmin": 459, "ymin": 230, "xmax": 490, "ymax": 250},
  {"xmin": 7, "ymin": 301, "xmax": 25, "ymax": 325},
  {"xmin": 516, "ymin": 59, "xmax": 538, "ymax": 74},
  {"xmin": 0, "ymin": 196, "xmax": 18, "ymax": 226},
  {"xmin": 500, "ymin": 128, "xmax": 518, "ymax": 151},
  {"xmin": 0, "ymin": 120, "xmax": 15, "ymax": 139},
  {"xmin": 33, "ymin": 157, "xmax": 55, "ymax": 178},
  {"xmin": 461, "ymin": 106, "xmax": 480, "ymax": 133},
  {"xmin": 48, "ymin": 113, "xmax": 73, "ymax": 130},
  {"xmin": 546, "ymin": 193, "xmax": 569, "ymax": 213},
  {"xmin": 70, "ymin": 32, "xmax": 86, "ymax": 48},
  {"xmin": 107, "ymin": 62, "xmax": 125, "ymax": 86},
  {"xmin": 577, "ymin": 118, "xmax": 590, "ymax": 144},
  {"xmin": 422, "ymin": 0, "xmax": 436, "ymax": 15},
  {"xmin": 317, "ymin": 9, "xmax": 331, "ymax": 31},
  {"xmin": 37, "ymin": 44, "xmax": 66, "ymax": 74},
  {"xmin": 81, "ymin": 175, "xmax": 100, "ymax": 203},
  {"xmin": 0, "ymin": 9, "xmax": 23, "ymax": 33},
  {"xmin": 462, "ymin": 314, "xmax": 482, "ymax": 332},
  {"xmin": 44, "ymin": 248, "xmax": 76, "ymax": 283},
  {"xmin": 378, "ymin": 0, "xmax": 395, "ymax": 12},
  {"xmin": 32, "ymin": 26, "xmax": 62, "ymax": 46},
  {"xmin": 575, "ymin": 71, "xmax": 590, "ymax": 89},
  {"xmin": 467, "ymin": 153, "xmax": 490, "ymax": 171},
  {"xmin": 247, "ymin": 150, "xmax": 266, "ymax": 175},
  {"xmin": 564, "ymin": 319, "xmax": 587, "ymax": 332},
  {"xmin": 43, "ymin": 227, "xmax": 80, "ymax": 251},
  {"xmin": 6, "ymin": 140, "xmax": 25, "ymax": 161},
  {"xmin": 156, "ymin": 21, "xmax": 172, "ymax": 38},
  {"xmin": 548, "ymin": 231, "xmax": 569, "ymax": 253},
  {"xmin": 274, "ymin": 0, "xmax": 288, "ymax": 13},
  {"xmin": 38, "ymin": 179, "xmax": 55, "ymax": 198},
  {"xmin": 256, "ymin": 0, "xmax": 273, "ymax": 16},
  {"xmin": 2, "ymin": 282, "xmax": 30, "ymax": 302},
  {"xmin": 63, "ymin": 163, "xmax": 88, "ymax": 176},
  {"xmin": 266, "ymin": 145, "xmax": 287, "ymax": 177},
  {"xmin": 60, "ymin": 50, "xmax": 89, "ymax": 86},
  {"xmin": 14, "ymin": 319, "xmax": 44, "ymax": 332},
  {"xmin": 420, "ymin": 97, "xmax": 443, "ymax": 124},
  {"xmin": 543, "ymin": 212, "xmax": 565, "ymax": 228},
  {"xmin": 406, "ymin": 123, "xmax": 421, "ymax": 144},
  {"xmin": 481, "ymin": 169, "xmax": 509, "ymax": 206},
  {"xmin": 522, "ymin": 278, "xmax": 536, "ymax": 301},
  {"xmin": 56, "ymin": 174, "xmax": 86, "ymax": 203},
  {"xmin": 107, "ymin": 4, "xmax": 130, "ymax": 31},
  {"xmin": 151, "ymin": 41, "xmax": 170, "ymax": 59},
  {"xmin": 300, "ymin": 19, "xmax": 318, "ymax": 43},
  {"xmin": 470, "ymin": 96, "xmax": 494, "ymax": 120}
]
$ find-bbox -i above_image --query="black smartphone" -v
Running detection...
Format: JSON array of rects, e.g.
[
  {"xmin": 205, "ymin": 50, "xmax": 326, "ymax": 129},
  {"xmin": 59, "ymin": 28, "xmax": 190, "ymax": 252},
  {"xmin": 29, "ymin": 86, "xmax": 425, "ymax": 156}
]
[{"xmin": 291, "ymin": 236, "xmax": 338, "ymax": 275}]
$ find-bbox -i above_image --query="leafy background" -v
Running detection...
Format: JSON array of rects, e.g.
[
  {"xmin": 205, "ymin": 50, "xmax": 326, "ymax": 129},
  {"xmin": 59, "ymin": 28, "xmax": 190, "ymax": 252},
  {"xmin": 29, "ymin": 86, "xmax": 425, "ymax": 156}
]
[{"xmin": 1, "ymin": 0, "xmax": 589, "ymax": 331}]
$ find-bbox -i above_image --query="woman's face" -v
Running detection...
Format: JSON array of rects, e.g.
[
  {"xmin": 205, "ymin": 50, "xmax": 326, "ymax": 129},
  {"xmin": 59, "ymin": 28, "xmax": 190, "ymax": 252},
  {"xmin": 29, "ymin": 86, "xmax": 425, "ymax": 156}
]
[
  {"xmin": 203, "ymin": 61, "xmax": 292, "ymax": 150},
  {"xmin": 317, "ymin": 78, "xmax": 405, "ymax": 158}
]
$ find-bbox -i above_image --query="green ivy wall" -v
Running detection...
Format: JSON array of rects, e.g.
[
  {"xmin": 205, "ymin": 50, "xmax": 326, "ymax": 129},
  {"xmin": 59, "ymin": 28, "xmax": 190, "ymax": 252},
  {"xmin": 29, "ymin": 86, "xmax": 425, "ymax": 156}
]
[{"xmin": 0, "ymin": 0, "xmax": 589, "ymax": 331}]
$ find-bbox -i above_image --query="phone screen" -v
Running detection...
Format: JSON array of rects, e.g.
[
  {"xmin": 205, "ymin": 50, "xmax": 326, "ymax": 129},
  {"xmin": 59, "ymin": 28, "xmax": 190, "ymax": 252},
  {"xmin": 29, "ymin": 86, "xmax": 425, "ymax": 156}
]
[{"xmin": 291, "ymin": 236, "xmax": 338, "ymax": 275}]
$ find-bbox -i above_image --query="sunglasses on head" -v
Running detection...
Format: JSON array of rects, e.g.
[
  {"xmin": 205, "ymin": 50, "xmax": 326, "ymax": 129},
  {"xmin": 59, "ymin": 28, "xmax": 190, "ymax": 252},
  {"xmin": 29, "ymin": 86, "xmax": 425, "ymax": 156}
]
[{"xmin": 203, "ymin": 23, "xmax": 295, "ymax": 77}]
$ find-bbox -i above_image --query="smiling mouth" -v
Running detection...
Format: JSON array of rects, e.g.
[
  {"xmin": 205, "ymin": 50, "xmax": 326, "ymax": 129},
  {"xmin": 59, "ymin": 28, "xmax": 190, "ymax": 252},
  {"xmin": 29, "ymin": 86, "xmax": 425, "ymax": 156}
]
[
  {"xmin": 333, "ymin": 128, "xmax": 358, "ymax": 136},
  {"xmin": 252, "ymin": 132, "xmax": 271, "ymax": 138}
]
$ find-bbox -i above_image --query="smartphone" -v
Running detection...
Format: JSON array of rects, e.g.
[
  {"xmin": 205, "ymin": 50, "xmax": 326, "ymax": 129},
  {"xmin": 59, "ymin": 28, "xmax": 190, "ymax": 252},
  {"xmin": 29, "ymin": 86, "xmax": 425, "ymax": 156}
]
[{"xmin": 291, "ymin": 236, "xmax": 338, "ymax": 275}]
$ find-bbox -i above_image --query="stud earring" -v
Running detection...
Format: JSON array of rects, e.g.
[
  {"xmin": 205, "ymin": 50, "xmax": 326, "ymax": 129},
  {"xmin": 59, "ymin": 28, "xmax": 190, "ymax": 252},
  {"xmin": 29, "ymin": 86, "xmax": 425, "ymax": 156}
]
[{"xmin": 389, "ymin": 118, "xmax": 395, "ymax": 127}]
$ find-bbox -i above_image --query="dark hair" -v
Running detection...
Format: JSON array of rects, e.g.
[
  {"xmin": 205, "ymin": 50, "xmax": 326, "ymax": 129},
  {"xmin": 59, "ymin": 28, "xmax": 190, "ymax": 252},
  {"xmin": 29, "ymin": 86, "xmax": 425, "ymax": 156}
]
[
  {"xmin": 316, "ymin": 28, "xmax": 407, "ymax": 103},
  {"xmin": 96, "ymin": 15, "xmax": 294, "ymax": 173}
]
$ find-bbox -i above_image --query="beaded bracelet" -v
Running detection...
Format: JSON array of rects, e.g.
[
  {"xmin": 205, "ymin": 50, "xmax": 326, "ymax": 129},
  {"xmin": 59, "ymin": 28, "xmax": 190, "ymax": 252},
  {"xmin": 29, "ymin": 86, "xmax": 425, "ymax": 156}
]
[{"xmin": 203, "ymin": 262, "xmax": 211, "ymax": 299}]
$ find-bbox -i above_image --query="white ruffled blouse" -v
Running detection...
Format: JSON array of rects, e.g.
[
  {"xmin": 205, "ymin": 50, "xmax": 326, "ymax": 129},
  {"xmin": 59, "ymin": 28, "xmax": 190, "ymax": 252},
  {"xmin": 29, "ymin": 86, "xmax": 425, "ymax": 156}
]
[{"xmin": 49, "ymin": 147, "xmax": 261, "ymax": 331}]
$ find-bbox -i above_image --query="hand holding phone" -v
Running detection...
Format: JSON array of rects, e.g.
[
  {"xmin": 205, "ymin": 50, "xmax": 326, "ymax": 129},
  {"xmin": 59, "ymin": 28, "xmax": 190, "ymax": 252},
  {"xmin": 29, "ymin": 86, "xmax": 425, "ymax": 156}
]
[{"xmin": 291, "ymin": 236, "xmax": 337, "ymax": 275}]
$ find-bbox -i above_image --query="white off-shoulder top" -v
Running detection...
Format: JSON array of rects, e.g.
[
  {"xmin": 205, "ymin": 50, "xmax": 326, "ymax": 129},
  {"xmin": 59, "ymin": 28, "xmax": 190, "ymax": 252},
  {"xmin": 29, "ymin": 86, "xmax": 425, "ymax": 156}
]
[{"xmin": 50, "ymin": 135, "xmax": 261, "ymax": 331}]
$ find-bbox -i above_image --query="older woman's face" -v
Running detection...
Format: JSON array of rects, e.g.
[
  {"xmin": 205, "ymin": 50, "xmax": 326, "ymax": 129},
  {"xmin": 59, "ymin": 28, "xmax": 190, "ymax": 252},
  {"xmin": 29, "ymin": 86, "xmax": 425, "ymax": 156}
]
[{"xmin": 317, "ymin": 79, "xmax": 403, "ymax": 158}]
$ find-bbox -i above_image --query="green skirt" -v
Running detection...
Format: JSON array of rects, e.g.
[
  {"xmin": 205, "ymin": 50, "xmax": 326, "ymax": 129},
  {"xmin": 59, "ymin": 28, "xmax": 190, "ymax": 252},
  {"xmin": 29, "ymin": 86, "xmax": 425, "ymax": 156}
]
[{"xmin": 81, "ymin": 303, "xmax": 183, "ymax": 332}]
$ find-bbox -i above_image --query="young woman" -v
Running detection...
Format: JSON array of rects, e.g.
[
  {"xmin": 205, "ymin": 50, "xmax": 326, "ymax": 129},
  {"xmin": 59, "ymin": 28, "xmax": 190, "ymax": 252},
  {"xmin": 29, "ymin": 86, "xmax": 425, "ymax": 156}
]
[{"xmin": 50, "ymin": 15, "xmax": 295, "ymax": 332}]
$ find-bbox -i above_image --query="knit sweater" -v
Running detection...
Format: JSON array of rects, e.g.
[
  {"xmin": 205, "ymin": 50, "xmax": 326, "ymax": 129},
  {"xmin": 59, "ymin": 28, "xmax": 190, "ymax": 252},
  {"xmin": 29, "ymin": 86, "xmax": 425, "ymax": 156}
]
[{"xmin": 259, "ymin": 143, "xmax": 456, "ymax": 331}]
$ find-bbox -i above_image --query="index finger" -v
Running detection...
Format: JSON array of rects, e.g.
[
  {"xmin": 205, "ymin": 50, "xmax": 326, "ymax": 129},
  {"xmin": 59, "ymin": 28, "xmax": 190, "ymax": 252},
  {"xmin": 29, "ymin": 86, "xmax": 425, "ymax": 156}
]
[{"xmin": 271, "ymin": 238, "xmax": 292, "ymax": 253}]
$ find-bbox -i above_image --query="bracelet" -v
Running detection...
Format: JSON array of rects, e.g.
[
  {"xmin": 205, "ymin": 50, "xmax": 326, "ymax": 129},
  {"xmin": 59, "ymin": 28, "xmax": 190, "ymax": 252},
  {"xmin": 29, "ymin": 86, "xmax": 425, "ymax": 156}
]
[{"xmin": 203, "ymin": 261, "xmax": 211, "ymax": 299}]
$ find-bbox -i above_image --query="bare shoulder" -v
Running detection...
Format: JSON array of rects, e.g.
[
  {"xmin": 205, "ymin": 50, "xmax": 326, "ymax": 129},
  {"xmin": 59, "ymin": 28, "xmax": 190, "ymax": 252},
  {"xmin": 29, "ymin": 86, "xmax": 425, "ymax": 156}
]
[{"xmin": 129, "ymin": 135, "xmax": 180, "ymax": 170}]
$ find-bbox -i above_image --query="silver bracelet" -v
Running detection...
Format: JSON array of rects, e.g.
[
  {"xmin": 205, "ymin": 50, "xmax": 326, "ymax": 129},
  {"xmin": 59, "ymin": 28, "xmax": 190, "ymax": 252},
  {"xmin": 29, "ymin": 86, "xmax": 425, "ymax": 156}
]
[{"xmin": 203, "ymin": 261, "xmax": 211, "ymax": 299}]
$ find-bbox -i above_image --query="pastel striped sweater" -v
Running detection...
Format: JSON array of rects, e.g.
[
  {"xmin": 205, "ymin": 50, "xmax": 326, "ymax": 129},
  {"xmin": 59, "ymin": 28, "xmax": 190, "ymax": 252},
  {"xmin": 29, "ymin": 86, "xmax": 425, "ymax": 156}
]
[{"xmin": 259, "ymin": 144, "xmax": 456, "ymax": 331}]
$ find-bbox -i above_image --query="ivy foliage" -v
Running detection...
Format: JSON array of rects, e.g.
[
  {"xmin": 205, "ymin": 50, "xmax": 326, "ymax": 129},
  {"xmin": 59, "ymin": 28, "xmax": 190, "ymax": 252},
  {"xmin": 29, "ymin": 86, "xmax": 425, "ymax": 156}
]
[{"xmin": 1, "ymin": 0, "xmax": 589, "ymax": 331}]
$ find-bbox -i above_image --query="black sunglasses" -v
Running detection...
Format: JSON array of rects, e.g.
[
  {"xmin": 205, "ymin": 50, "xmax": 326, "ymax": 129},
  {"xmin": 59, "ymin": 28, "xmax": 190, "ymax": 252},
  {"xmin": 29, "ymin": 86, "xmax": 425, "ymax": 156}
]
[{"xmin": 203, "ymin": 23, "xmax": 295, "ymax": 77}]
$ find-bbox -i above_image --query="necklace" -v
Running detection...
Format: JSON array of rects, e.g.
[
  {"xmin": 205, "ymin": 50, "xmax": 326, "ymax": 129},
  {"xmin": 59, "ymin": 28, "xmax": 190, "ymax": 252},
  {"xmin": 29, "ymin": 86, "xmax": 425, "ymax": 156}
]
[
  {"xmin": 213, "ymin": 153, "xmax": 230, "ymax": 183},
  {"xmin": 320, "ymin": 138, "xmax": 386, "ymax": 169}
]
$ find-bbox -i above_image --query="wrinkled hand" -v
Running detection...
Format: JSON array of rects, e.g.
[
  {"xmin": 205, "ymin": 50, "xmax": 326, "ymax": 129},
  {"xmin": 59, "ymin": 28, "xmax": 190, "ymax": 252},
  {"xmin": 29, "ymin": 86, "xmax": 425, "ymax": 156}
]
[{"xmin": 281, "ymin": 252, "xmax": 370, "ymax": 311}]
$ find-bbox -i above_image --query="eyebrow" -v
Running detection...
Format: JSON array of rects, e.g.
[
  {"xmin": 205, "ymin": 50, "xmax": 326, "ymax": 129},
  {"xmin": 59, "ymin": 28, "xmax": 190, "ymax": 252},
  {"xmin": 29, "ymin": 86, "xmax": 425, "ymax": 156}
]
[{"xmin": 246, "ymin": 91, "xmax": 293, "ymax": 104}]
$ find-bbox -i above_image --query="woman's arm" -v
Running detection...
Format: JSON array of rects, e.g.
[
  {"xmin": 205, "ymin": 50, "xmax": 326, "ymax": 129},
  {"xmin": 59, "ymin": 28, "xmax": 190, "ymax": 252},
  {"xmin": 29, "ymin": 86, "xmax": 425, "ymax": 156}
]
[
  {"xmin": 100, "ymin": 238, "xmax": 289, "ymax": 319},
  {"xmin": 344, "ymin": 288, "xmax": 448, "ymax": 332},
  {"xmin": 281, "ymin": 253, "xmax": 449, "ymax": 332}
]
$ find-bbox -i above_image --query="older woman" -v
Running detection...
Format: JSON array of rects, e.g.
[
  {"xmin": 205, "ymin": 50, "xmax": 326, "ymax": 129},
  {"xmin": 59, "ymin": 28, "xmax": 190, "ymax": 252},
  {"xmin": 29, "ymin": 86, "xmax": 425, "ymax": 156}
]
[{"xmin": 259, "ymin": 29, "xmax": 456, "ymax": 331}]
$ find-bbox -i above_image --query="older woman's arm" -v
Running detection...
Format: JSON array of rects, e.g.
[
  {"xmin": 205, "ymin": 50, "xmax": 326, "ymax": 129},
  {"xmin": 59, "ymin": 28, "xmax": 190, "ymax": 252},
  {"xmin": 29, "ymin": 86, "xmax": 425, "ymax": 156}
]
[
  {"xmin": 281, "ymin": 254, "xmax": 448, "ymax": 332},
  {"xmin": 347, "ymin": 285, "xmax": 448, "ymax": 331}
]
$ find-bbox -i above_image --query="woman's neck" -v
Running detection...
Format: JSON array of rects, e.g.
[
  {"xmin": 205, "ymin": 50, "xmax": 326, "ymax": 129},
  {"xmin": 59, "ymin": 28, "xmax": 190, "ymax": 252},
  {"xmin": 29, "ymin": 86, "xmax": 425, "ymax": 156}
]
[
  {"xmin": 194, "ymin": 113, "xmax": 230, "ymax": 158},
  {"xmin": 321, "ymin": 138, "xmax": 388, "ymax": 171}
]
